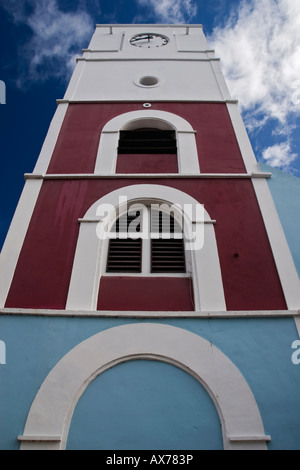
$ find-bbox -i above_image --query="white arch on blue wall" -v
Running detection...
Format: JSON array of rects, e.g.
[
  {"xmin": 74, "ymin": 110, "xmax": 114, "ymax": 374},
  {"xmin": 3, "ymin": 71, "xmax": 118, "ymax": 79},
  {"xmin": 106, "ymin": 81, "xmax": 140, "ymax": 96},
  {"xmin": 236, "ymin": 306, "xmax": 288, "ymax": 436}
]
[
  {"xmin": 94, "ymin": 109, "xmax": 200, "ymax": 175},
  {"xmin": 18, "ymin": 323, "xmax": 270, "ymax": 450}
]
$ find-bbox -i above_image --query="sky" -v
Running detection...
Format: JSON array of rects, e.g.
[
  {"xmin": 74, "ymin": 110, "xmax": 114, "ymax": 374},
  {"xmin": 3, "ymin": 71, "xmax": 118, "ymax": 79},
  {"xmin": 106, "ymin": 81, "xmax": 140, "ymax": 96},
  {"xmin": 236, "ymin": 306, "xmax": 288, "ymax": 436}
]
[{"xmin": 0, "ymin": 0, "xmax": 300, "ymax": 250}]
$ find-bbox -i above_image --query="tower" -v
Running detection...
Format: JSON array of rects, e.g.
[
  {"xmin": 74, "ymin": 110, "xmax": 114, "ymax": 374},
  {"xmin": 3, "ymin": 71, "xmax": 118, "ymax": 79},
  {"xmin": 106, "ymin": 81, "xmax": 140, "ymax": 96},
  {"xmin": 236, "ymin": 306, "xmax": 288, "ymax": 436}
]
[{"xmin": 1, "ymin": 24, "xmax": 300, "ymax": 451}]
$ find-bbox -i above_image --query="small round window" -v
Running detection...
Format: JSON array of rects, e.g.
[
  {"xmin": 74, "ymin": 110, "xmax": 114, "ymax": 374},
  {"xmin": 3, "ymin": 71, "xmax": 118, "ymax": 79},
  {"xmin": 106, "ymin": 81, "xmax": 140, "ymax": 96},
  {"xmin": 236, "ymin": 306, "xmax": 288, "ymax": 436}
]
[{"xmin": 135, "ymin": 76, "xmax": 161, "ymax": 88}]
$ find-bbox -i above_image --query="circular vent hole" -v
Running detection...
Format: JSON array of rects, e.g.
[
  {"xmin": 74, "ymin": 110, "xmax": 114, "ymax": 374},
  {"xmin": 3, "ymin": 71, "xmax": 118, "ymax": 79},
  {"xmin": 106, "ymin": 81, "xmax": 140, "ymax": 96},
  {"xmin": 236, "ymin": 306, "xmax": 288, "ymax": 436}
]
[{"xmin": 139, "ymin": 76, "xmax": 159, "ymax": 87}]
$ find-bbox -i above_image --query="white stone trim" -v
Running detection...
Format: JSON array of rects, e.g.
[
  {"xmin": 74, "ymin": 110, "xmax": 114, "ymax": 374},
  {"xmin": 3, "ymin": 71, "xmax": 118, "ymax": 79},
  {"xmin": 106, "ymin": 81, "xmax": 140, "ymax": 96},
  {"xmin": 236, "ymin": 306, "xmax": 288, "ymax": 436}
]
[
  {"xmin": 18, "ymin": 435, "xmax": 61, "ymax": 442},
  {"xmin": 94, "ymin": 110, "xmax": 200, "ymax": 175},
  {"xmin": 75, "ymin": 57, "xmax": 222, "ymax": 63},
  {"xmin": 19, "ymin": 323, "xmax": 269, "ymax": 450},
  {"xmin": 192, "ymin": 222, "xmax": 225, "ymax": 311},
  {"xmin": 95, "ymin": 23, "xmax": 204, "ymax": 28},
  {"xmin": 33, "ymin": 102, "xmax": 69, "ymax": 174},
  {"xmin": 0, "ymin": 179, "xmax": 43, "ymax": 308},
  {"xmin": 226, "ymin": 102, "xmax": 261, "ymax": 174},
  {"xmin": 56, "ymin": 98, "xmax": 239, "ymax": 104},
  {"xmin": 66, "ymin": 184, "xmax": 226, "ymax": 312},
  {"xmin": 66, "ymin": 221, "xmax": 103, "ymax": 311},
  {"xmin": 63, "ymin": 60, "xmax": 87, "ymax": 102},
  {"xmin": 228, "ymin": 435, "xmax": 271, "ymax": 442},
  {"xmin": 294, "ymin": 317, "xmax": 300, "ymax": 337},
  {"xmin": 251, "ymin": 178, "xmax": 300, "ymax": 310},
  {"xmin": 24, "ymin": 172, "xmax": 272, "ymax": 180},
  {"xmin": 210, "ymin": 60, "xmax": 232, "ymax": 101},
  {"xmin": 1, "ymin": 308, "xmax": 298, "ymax": 318}
]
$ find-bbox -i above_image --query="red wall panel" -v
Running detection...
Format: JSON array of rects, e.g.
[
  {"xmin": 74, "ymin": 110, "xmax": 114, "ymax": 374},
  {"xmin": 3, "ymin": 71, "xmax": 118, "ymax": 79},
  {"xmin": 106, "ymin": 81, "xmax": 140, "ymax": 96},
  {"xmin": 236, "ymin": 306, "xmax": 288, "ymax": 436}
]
[
  {"xmin": 5, "ymin": 178, "xmax": 287, "ymax": 311},
  {"xmin": 97, "ymin": 276, "xmax": 194, "ymax": 311},
  {"xmin": 116, "ymin": 154, "xmax": 178, "ymax": 174}
]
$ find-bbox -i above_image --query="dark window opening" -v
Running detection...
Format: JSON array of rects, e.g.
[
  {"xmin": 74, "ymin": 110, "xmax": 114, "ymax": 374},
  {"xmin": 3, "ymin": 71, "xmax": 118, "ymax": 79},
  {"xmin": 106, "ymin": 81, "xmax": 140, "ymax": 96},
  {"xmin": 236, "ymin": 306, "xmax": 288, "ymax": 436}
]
[{"xmin": 118, "ymin": 128, "xmax": 177, "ymax": 154}]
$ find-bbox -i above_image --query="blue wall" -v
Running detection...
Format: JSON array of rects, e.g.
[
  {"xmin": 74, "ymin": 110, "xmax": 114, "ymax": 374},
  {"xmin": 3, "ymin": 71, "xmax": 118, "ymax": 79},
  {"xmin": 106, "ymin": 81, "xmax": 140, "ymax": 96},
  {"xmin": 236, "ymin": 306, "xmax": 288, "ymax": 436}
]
[
  {"xmin": 0, "ymin": 315, "xmax": 299, "ymax": 450},
  {"xmin": 66, "ymin": 359, "xmax": 223, "ymax": 450},
  {"xmin": 261, "ymin": 163, "xmax": 300, "ymax": 277}
]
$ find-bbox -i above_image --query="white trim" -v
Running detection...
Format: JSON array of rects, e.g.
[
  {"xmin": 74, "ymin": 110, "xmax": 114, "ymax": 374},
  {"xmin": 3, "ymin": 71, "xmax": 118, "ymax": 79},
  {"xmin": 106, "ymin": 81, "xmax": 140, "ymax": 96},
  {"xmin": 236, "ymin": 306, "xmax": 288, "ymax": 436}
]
[
  {"xmin": 33, "ymin": 102, "xmax": 69, "ymax": 174},
  {"xmin": 95, "ymin": 24, "xmax": 204, "ymax": 28},
  {"xmin": 19, "ymin": 323, "xmax": 269, "ymax": 450},
  {"xmin": 103, "ymin": 272, "xmax": 191, "ymax": 277},
  {"xmin": 75, "ymin": 57, "xmax": 222, "ymax": 62},
  {"xmin": 78, "ymin": 218, "xmax": 216, "ymax": 224},
  {"xmin": 294, "ymin": 317, "xmax": 300, "ymax": 337},
  {"xmin": 94, "ymin": 110, "xmax": 200, "ymax": 175},
  {"xmin": 229, "ymin": 435, "xmax": 271, "ymax": 442},
  {"xmin": 226, "ymin": 102, "xmax": 261, "ymax": 174},
  {"xmin": 210, "ymin": 60, "xmax": 232, "ymax": 101},
  {"xmin": 251, "ymin": 178, "xmax": 300, "ymax": 310},
  {"xmin": 56, "ymin": 98, "xmax": 239, "ymax": 104},
  {"xmin": 0, "ymin": 179, "xmax": 43, "ymax": 308},
  {"xmin": 66, "ymin": 185, "xmax": 226, "ymax": 312},
  {"xmin": 2, "ymin": 308, "xmax": 298, "ymax": 318},
  {"xmin": 63, "ymin": 60, "xmax": 87, "ymax": 102},
  {"xmin": 66, "ymin": 221, "xmax": 103, "ymax": 311},
  {"xmin": 18, "ymin": 436, "xmax": 61, "ymax": 442},
  {"xmin": 24, "ymin": 172, "xmax": 272, "ymax": 180}
]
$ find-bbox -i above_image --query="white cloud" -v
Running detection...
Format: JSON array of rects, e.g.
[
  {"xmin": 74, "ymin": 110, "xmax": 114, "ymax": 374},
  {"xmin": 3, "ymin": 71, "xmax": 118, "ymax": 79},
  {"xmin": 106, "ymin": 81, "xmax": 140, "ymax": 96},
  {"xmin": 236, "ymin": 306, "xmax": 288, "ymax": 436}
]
[
  {"xmin": 262, "ymin": 141, "xmax": 297, "ymax": 169},
  {"xmin": 2, "ymin": 0, "xmax": 94, "ymax": 85},
  {"xmin": 209, "ymin": 0, "xmax": 300, "ymax": 122},
  {"xmin": 135, "ymin": 0, "xmax": 198, "ymax": 24},
  {"xmin": 208, "ymin": 0, "xmax": 300, "ymax": 171}
]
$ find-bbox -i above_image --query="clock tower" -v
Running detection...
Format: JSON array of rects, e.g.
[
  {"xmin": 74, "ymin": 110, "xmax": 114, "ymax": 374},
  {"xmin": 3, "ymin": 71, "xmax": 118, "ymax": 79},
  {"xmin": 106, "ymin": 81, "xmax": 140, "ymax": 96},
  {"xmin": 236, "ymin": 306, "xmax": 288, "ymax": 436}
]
[{"xmin": 1, "ymin": 24, "xmax": 300, "ymax": 451}]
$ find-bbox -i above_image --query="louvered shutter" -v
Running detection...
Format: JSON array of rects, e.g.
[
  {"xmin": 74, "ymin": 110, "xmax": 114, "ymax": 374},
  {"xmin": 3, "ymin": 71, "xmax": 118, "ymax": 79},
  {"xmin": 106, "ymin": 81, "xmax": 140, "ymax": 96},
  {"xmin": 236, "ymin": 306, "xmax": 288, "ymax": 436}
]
[
  {"xmin": 106, "ymin": 212, "xmax": 142, "ymax": 273},
  {"xmin": 150, "ymin": 210, "xmax": 185, "ymax": 273}
]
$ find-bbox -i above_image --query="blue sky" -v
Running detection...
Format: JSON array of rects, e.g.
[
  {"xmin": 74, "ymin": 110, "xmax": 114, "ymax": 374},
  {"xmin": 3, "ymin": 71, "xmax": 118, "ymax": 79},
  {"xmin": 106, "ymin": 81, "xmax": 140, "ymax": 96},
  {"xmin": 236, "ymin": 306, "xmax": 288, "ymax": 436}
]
[{"xmin": 0, "ymin": 0, "xmax": 300, "ymax": 250}]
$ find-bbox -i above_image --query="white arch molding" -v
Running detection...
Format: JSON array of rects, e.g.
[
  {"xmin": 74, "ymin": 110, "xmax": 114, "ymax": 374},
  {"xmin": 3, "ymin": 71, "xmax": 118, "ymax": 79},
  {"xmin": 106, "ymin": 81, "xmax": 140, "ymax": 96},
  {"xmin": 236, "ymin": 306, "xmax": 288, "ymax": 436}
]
[
  {"xmin": 94, "ymin": 109, "xmax": 200, "ymax": 175},
  {"xmin": 66, "ymin": 184, "xmax": 226, "ymax": 312},
  {"xmin": 18, "ymin": 323, "xmax": 270, "ymax": 450}
]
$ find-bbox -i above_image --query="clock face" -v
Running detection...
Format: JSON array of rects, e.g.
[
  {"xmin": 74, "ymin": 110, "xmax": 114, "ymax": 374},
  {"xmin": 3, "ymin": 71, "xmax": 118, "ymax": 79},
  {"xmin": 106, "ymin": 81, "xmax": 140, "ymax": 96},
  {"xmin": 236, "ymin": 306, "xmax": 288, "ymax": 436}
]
[{"xmin": 130, "ymin": 33, "xmax": 169, "ymax": 48}]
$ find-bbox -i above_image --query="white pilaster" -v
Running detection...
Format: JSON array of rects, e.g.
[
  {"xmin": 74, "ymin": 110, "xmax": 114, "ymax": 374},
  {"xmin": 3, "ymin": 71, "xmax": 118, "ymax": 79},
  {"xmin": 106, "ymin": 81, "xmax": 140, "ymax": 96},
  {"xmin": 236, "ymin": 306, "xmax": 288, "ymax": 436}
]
[{"xmin": 33, "ymin": 102, "xmax": 69, "ymax": 174}]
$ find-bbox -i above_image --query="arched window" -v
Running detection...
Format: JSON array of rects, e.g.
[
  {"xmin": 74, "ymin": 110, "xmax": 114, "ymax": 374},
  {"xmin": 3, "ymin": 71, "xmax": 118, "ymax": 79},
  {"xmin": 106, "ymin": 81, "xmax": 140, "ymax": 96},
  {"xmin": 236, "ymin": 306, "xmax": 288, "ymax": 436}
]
[
  {"xmin": 94, "ymin": 110, "xmax": 200, "ymax": 175},
  {"xmin": 66, "ymin": 185, "xmax": 226, "ymax": 312},
  {"xmin": 106, "ymin": 205, "xmax": 185, "ymax": 273}
]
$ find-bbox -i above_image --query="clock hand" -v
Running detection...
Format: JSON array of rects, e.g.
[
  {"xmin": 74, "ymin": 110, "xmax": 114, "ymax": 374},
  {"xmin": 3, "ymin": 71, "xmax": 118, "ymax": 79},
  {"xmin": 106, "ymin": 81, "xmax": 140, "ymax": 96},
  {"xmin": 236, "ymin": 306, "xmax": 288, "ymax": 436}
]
[{"xmin": 134, "ymin": 34, "xmax": 153, "ymax": 42}]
